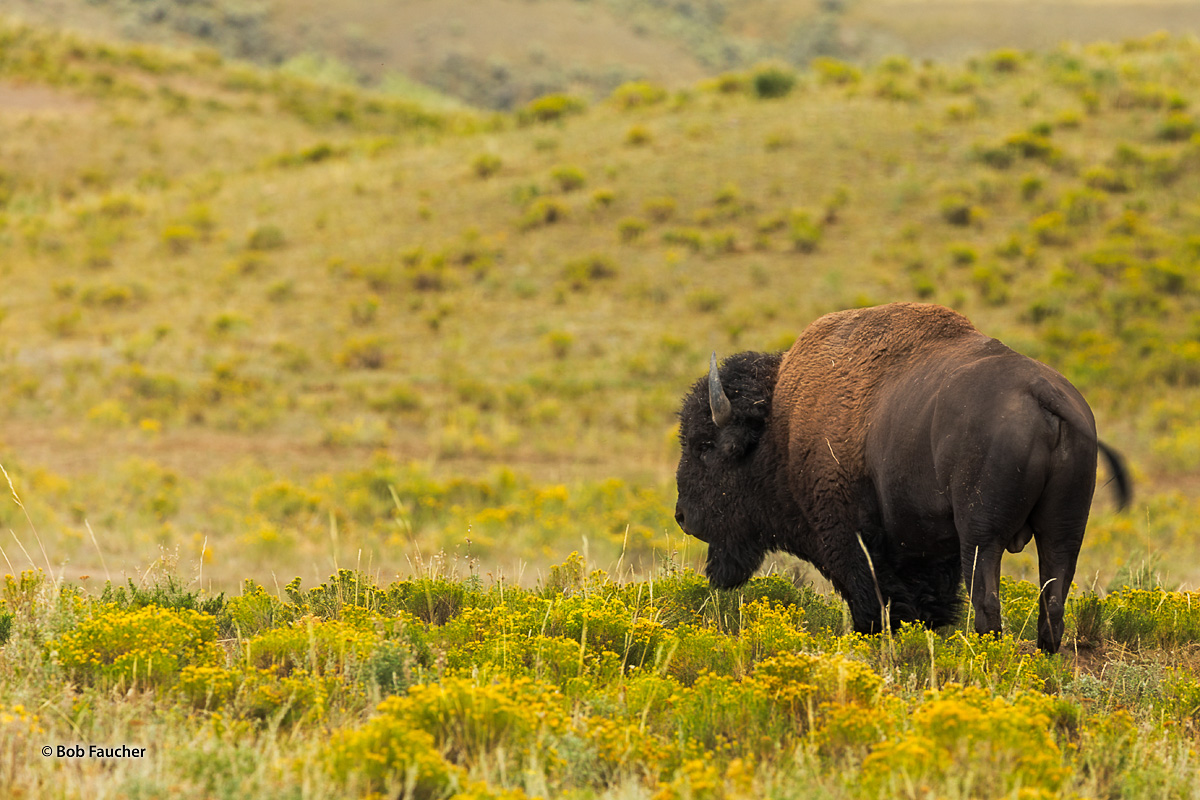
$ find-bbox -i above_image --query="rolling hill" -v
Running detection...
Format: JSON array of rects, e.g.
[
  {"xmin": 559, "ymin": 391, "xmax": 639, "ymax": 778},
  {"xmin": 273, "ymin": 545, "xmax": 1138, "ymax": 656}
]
[
  {"xmin": 0, "ymin": 17, "xmax": 1195, "ymax": 592},
  {"xmin": 1, "ymin": 0, "xmax": 1199, "ymax": 109}
]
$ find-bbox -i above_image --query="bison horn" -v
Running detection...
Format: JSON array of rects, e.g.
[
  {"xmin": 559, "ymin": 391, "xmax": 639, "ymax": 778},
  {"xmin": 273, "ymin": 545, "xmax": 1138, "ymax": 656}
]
[{"xmin": 709, "ymin": 352, "xmax": 732, "ymax": 428}]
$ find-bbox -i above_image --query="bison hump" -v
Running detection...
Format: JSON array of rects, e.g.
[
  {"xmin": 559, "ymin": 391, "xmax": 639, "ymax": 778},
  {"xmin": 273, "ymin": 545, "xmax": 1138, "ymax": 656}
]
[
  {"xmin": 800, "ymin": 303, "xmax": 978, "ymax": 352},
  {"xmin": 774, "ymin": 304, "xmax": 986, "ymax": 476}
]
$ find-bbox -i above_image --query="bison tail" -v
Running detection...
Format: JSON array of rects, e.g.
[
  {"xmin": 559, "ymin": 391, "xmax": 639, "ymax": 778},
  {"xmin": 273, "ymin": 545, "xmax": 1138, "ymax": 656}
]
[{"xmin": 1097, "ymin": 440, "xmax": 1132, "ymax": 511}]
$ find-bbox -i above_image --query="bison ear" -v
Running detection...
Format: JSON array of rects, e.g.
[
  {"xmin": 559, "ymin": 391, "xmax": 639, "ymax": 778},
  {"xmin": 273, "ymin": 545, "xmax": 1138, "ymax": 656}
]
[
  {"xmin": 709, "ymin": 352, "xmax": 733, "ymax": 428},
  {"xmin": 717, "ymin": 421, "xmax": 760, "ymax": 459}
]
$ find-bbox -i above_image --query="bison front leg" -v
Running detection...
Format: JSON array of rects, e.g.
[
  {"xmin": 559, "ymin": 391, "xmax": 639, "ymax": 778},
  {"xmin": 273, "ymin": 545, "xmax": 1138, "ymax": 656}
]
[
  {"xmin": 818, "ymin": 534, "xmax": 890, "ymax": 635},
  {"xmin": 961, "ymin": 540, "xmax": 1005, "ymax": 638}
]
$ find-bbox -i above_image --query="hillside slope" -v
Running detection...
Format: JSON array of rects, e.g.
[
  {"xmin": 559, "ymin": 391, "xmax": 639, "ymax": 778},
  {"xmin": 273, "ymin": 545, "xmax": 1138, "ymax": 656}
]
[
  {"xmin": 2, "ymin": 0, "xmax": 1199, "ymax": 108},
  {"xmin": 0, "ymin": 22, "xmax": 1196, "ymax": 587}
]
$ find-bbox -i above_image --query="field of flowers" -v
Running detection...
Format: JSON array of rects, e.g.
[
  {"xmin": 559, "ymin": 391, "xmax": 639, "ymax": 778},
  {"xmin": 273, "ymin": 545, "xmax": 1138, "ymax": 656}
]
[{"xmin": 3, "ymin": 559, "xmax": 1200, "ymax": 798}]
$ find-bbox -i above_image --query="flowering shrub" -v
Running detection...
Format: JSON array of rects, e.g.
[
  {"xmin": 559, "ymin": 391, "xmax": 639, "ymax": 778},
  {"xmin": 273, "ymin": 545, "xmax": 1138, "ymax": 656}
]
[
  {"xmin": 1105, "ymin": 588, "xmax": 1200, "ymax": 648},
  {"xmin": 15, "ymin": 552, "xmax": 1200, "ymax": 798},
  {"xmin": 327, "ymin": 675, "xmax": 570, "ymax": 793},
  {"xmin": 54, "ymin": 603, "xmax": 222, "ymax": 689},
  {"xmin": 860, "ymin": 685, "xmax": 1070, "ymax": 798},
  {"xmin": 612, "ymin": 81, "xmax": 668, "ymax": 109},
  {"xmin": 223, "ymin": 582, "xmax": 294, "ymax": 637},
  {"xmin": 739, "ymin": 598, "xmax": 809, "ymax": 659},
  {"xmin": 541, "ymin": 594, "xmax": 666, "ymax": 669},
  {"xmin": 652, "ymin": 758, "xmax": 725, "ymax": 800},
  {"xmin": 0, "ymin": 703, "xmax": 42, "ymax": 736},
  {"xmin": 670, "ymin": 670, "xmax": 790, "ymax": 758},
  {"xmin": 0, "ymin": 702, "xmax": 44, "ymax": 780},
  {"xmin": 520, "ymin": 93, "xmax": 586, "ymax": 124},
  {"xmin": 245, "ymin": 611, "xmax": 381, "ymax": 676},
  {"xmin": 585, "ymin": 715, "xmax": 675, "ymax": 781},
  {"xmin": 177, "ymin": 664, "xmax": 240, "ymax": 709},
  {"xmin": 751, "ymin": 651, "xmax": 882, "ymax": 722},
  {"xmin": 326, "ymin": 721, "xmax": 465, "ymax": 798},
  {"xmin": 404, "ymin": 676, "xmax": 570, "ymax": 765},
  {"xmin": 811, "ymin": 699, "xmax": 898, "ymax": 757}
]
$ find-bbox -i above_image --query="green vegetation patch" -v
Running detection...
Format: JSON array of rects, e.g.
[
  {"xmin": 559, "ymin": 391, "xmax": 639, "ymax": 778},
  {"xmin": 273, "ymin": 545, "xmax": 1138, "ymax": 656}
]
[{"xmin": 5, "ymin": 563, "xmax": 1200, "ymax": 797}]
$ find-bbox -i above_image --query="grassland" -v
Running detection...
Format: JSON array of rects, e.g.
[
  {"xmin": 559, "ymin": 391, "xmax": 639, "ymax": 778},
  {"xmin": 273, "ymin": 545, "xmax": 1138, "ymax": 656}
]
[
  {"xmin": 4, "ymin": 0, "xmax": 1200, "ymax": 109},
  {"xmin": 0, "ymin": 21, "xmax": 1197, "ymax": 589},
  {"xmin": 1, "ymin": 14, "xmax": 1200, "ymax": 799},
  {"xmin": 4, "ymin": 560, "xmax": 1200, "ymax": 798}
]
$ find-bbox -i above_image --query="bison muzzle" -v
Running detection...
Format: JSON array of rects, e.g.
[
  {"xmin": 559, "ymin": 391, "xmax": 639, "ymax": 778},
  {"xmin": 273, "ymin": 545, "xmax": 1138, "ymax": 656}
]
[{"xmin": 674, "ymin": 303, "xmax": 1129, "ymax": 654}]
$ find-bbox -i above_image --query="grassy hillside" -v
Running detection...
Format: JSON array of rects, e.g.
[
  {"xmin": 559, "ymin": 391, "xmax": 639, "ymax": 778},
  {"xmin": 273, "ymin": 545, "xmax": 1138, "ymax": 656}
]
[
  {"xmin": 3, "ymin": 0, "xmax": 1200, "ymax": 109},
  {"xmin": 0, "ymin": 21, "xmax": 1197, "ymax": 592}
]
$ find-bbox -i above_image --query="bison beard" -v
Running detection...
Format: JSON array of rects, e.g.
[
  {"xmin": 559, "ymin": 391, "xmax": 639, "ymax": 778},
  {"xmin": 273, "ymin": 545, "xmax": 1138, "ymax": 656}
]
[{"xmin": 674, "ymin": 303, "xmax": 1130, "ymax": 655}]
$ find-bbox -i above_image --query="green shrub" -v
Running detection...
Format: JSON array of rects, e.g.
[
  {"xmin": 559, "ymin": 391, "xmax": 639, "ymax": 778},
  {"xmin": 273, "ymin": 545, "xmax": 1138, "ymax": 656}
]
[
  {"xmin": 713, "ymin": 182, "xmax": 741, "ymax": 209},
  {"xmin": 161, "ymin": 223, "xmax": 198, "ymax": 255},
  {"xmin": 1030, "ymin": 210, "xmax": 1069, "ymax": 245},
  {"xmin": 1004, "ymin": 130, "xmax": 1060, "ymax": 162},
  {"xmin": 939, "ymin": 194, "xmax": 976, "ymax": 227},
  {"xmin": 709, "ymin": 229, "xmax": 738, "ymax": 255},
  {"xmin": 946, "ymin": 242, "xmax": 979, "ymax": 266},
  {"xmin": 247, "ymin": 224, "xmax": 286, "ymax": 251},
  {"xmin": 625, "ymin": 124, "xmax": 652, "ymax": 146},
  {"xmin": 1055, "ymin": 109, "xmax": 1083, "ymax": 128},
  {"xmin": 945, "ymin": 100, "xmax": 978, "ymax": 123},
  {"xmin": 686, "ymin": 289, "xmax": 724, "ymax": 314},
  {"xmin": 1082, "ymin": 165, "xmax": 1127, "ymax": 192},
  {"xmin": 752, "ymin": 62, "xmax": 797, "ymax": 99},
  {"xmin": 550, "ymin": 164, "xmax": 586, "ymax": 192},
  {"xmin": 471, "ymin": 152, "xmax": 502, "ymax": 179},
  {"xmin": 1059, "ymin": 187, "xmax": 1105, "ymax": 225},
  {"xmin": 1157, "ymin": 111, "xmax": 1196, "ymax": 141},
  {"xmin": 590, "ymin": 187, "xmax": 615, "ymax": 209},
  {"xmin": 617, "ymin": 216, "xmax": 647, "ymax": 242},
  {"xmin": 972, "ymin": 264, "xmax": 1011, "ymax": 305},
  {"xmin": 1019, "ymin": 173, "xmax": 1044, "ymax": 200},
  {"xmin": 707, "ymin": 70, "xmax": 749, "ymax": 94},
  {"xmin": 251, "ymin": 480, "xmax": 322, "ymax": 522},
  {"xmin": 611, "ymin": 80, "xmax": 668, "ymax": 109},
  {"xmin": 326, "ymin": 714, "xmax": 465, "ymax": 797},
  {"xmin": 642, "ymin": 196, "xmax": 677, "ymax": 222},
  {"xmin": 972, "ymin": 141, "xmax": 1015, "ymax": 169},
  {"xmin": 519, "ymin": 197, "xmax": 569, "ymax": 230},
  {"xmin": 811, "ymin": 57, "xmax": 861, "ymax": 86},
  {"xmin": 789, "ymin": 210, "xmax": 823, "ymax": 252},
  {"xmin": 875, "ymin": 77, "xmax": 919, "ymax": 103},
  {"xmin": 986, "ymin": 48, "xmax": 1024, "ymax": 72},
  {"xmin": 544, "ymin": 330, "xmax": 574, "ymax": 359},
  {"xmin": 662, "ymin": 227, "xmax": 705, "ymax": 251},
  {"xmin": 561, "ymin": 254, "xmax": 618, "ymax": 290},
  {"xmin": 336, "ymin": 336, "xmax": 387, "ymax": 370},
  {"xmin": 861, "ymin": 686, "xmax": 1068, "ymax": 798},
  {"xmin": 519, "ymin": 93, "xmax": 586, "ymax": 124}
]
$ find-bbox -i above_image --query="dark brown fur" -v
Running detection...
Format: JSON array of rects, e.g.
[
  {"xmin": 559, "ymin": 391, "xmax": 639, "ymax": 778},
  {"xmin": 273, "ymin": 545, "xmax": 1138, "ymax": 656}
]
[{"xmin": 675, "ymin": 303, "xmax": 1130, "ymax": 653}]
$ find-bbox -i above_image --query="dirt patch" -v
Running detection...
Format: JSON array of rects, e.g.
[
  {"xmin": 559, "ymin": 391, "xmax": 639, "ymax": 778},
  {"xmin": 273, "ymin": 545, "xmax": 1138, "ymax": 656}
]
[{"xmin": 0, "ymin": 81, "xmax": 91, "ymax": 113}]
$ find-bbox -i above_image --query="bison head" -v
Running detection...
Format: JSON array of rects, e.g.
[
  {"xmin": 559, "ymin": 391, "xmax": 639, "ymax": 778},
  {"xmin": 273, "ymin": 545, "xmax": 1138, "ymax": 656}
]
[{"xmin": 675, "ymin": 350, "xmax": 783, "ymax": 589}]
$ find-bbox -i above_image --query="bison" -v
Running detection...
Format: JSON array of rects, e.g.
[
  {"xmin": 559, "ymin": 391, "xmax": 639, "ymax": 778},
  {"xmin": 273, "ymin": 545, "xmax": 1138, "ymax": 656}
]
[{"xmin": 674, "ymin": 302, "xmax": 1129, "ymax": 654}]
